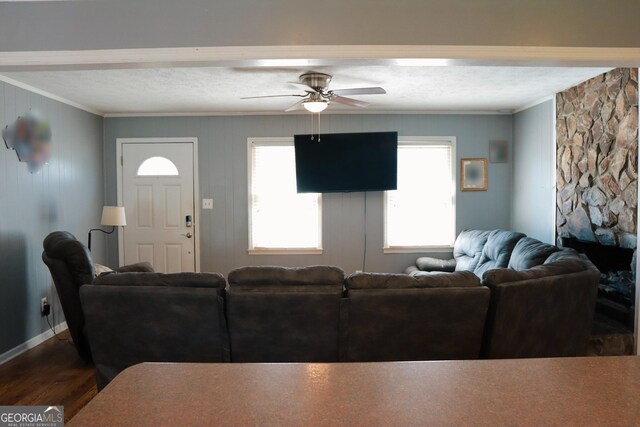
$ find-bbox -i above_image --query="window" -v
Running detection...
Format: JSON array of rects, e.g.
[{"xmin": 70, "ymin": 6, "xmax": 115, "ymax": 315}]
[
  {"xmin": 248, "ymin": 138, "xmax": 322, "ymax": 253},
  {"xmin": 137, "ymin": 156, "xmax": 179, "ymax": 176},
  {"xmin": 384, "ymin": 137, "xmax": 456, "ymax": 252}
]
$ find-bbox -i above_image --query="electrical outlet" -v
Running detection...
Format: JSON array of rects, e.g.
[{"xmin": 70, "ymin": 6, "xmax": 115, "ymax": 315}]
[
  {"xmin": 202, "ymin": 198, "xmax": 213, "ymax": 209},
  {"xmin": 41, "ymin": 297, "xmax": 49, "ymax": 316}
]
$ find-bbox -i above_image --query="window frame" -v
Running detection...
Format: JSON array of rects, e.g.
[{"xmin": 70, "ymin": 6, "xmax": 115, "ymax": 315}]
[
  {"xmin": 247, "ymin": 137, "xmax": 323, "ymax": 255},
  {"xmin": 383, "ymin": 136, "xmax": 457, "ymax": 254}
]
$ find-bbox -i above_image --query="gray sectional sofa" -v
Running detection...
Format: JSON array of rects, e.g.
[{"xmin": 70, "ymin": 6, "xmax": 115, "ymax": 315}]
[{"xmin": 77, "ymin": 229, "xmax": 600, "ymax": 389}]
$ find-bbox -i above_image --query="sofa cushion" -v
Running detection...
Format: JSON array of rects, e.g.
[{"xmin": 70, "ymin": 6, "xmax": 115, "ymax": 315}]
[
  {"xmin": 343, "ymin": 286, "xmax": 490, "ymax": 362},
  {"xmin": 544, "ymin": 247, "xmax": 581, "ymax": 264},
  {"xmin": 473, "ymin": 230, "xmax": 526, "ymax": 278},
  {"xmin": 228, "ymin": 265, "xmax": 344, "ymax": 287},
  {"xmin": 93, "ymin": 272, "xmax": 226, "ymax": 289},
  {"xmin": 507, "ymin": 237, "xmax": 559, "ymax": 271},
  {"xmin": 113, "ymin": 262, "xmax": 155, "ymax": 273},
  {"xmin": 226, "ymin": 266, "xmax": 342, "ymax": 363},
  {"xmin": 415, "ymin": 256, "xmax": 457, "ymax": 272},
  {"xmin": 482, "ymin": 251, "xmax": 592, "ymax": 286},
  {"xmin": 345, "ymin": 271, "xmax": 480, "ymax": 290},
  {"xmin": 453, "ymin": 230, "xmax": 491, "ymax": 271}
]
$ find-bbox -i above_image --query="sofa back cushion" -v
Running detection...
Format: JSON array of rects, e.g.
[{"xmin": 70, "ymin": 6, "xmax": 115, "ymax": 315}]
[
  {"xmin": 226, "ymin": 265, "xmax": 344, "ymax": 363},
  {"xmin": 482, "ymin": 249, "xmax": 590, "ymax": 286},
  {"xmin": 93, "ymin": 271, "xmax": 226, "ymax": 291},
  {"xmin": 228, "ymin": 265, "xmax": 344, "ymax": 288},
  {"xmin": 507, "ymin": 237, "xmax": 559, "ymax": 271},
  {"xmin": 345, "ymin": 271, "xmax": 480, "ymax": 290},
  {"xmin": 453, "ymin": 230, "xmax": 491, "ymax": 271},
  {"xmin": 544, "ymin": 247, "xmax": 583, "ymax": 264},
  {"xmin": 80, "ymin": 284, "xmax": 230, "ymax": 390},
  {"xmin": 343, "ymin": 287, "xmax": 490, "ymax": 362},
  {"xmin": 473, "ymin": 230, "xmax": 525, "ymax": 278}
]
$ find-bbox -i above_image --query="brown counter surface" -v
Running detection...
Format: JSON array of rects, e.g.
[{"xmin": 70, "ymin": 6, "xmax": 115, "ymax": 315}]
[{"xmin": 69, "ymin": 356, "xmax": 640, "ymax": 426}]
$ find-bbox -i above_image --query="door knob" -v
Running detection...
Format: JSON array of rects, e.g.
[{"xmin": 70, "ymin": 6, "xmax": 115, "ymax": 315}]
[{"xmin": 181, "ymin": 232, "xmax": 193, "ymax": 239}]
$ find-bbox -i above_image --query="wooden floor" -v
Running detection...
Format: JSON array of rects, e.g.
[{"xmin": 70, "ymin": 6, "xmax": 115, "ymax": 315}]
[{"xmin": 0, "ymin": 331, "xmax": 96, "ymax": 422}]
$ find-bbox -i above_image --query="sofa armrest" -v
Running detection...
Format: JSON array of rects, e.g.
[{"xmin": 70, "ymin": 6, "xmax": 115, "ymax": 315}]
[
  {"xmin": 113, "ymin": 262, "xmax": 154, "ymax": 273},
  {"xmin": 415, "ymin": 256, "xmax": 456, "ymax": 272},
  {"xmin": 404, "ymin": 265, "xmax": 420, "ymax": 275}
]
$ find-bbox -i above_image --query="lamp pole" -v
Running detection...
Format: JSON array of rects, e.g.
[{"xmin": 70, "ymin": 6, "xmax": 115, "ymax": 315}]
[{"xmin": 87, "ymin": 226, "xmax": 116, "ymax": 251}]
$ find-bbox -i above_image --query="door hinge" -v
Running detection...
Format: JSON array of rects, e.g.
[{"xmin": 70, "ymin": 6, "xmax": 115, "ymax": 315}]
[{"xmin": 120, "ymin": 156, "xmax": 123, "ymax": 166}]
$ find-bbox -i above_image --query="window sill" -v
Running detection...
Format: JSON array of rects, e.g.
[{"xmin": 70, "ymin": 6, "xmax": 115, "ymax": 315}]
[
  {"xmin": 383, "ymin": 246, "xmax": 454, "ymax": 254},
  {"xmin": 248, "ymin": 248, "xmax": 323, "ymax": 255}
]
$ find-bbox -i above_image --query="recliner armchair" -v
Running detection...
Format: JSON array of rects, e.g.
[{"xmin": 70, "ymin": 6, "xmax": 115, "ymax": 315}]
[
  {"xmin": 42, "ymin": 231, "xmax": 153, "ymax": 362},
  {"xmin": 405, "ymin": 229, "xmax": 525, "ymax": 278}
]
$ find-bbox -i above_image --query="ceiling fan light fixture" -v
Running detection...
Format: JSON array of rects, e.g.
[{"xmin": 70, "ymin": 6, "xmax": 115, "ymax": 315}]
[{"xmin": 303, "ymin": 100, "xmax": 328, "ymax": 113}]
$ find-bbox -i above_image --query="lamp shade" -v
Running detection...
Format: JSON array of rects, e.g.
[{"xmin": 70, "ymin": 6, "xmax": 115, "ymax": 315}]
[
  {"xmin": 303, "ymin": 100, "xmax": 328, "ymax": 113},
  {"xmin": 101, "ymin": 206, "xmax": 126, "ymax": 226}
]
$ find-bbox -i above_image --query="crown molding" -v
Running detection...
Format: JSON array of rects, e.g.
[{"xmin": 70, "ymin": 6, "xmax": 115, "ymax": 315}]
[
  {"xmin": 0, "ymin": 73, "xmax": 103, "ymax": 116},
  {"xmin": 104, "ymin": 109, "xmax": 511, "ymax": 118}
]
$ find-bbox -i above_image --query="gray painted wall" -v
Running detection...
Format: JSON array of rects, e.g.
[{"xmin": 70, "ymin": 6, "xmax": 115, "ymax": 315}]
[
  {"xmin": 0, "ymin": 82, "xmax": 104, "ymax": 355},
  {"xmin": 512, "ymin": 100, "xmax": 555, "ymax": 243},
  {"xmin": 2, "ymin": 0, "xmax": 639, "ymax": 51},
  {"xmin": 104, "ymin": 114, "xmax": 512, "ymax": 275}
]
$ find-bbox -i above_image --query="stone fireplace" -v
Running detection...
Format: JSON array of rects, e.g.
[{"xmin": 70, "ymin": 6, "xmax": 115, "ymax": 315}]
[{"xmin": 556, "ymin": 68, "xmax": 638, "ymax": 340}]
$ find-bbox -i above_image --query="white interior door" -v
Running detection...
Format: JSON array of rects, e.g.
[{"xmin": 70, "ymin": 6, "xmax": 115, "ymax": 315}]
[{"xmin": 121, "ymin": 142, "xmax": 196, "ymax": 273}]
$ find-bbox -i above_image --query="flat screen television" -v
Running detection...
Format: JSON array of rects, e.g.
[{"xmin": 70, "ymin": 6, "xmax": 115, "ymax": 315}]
[{"xmin": 294, "ymin": 131, "xmax": 398, "ymax": 193}]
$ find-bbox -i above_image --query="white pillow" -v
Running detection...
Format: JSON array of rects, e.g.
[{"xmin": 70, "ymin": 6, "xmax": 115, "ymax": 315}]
[{"xmin": 94, "ymin": 263, "xmax": 114, "ymax": 277}]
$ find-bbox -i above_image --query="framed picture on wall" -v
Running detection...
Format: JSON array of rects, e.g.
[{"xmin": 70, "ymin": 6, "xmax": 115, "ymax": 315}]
[
  {"xmin": 461, "ymin": 158, "xmax": 487, "ymax": 191},
  {"xmin": 489, "ymin": 140, "xmax": 508, "ymax": 163}
]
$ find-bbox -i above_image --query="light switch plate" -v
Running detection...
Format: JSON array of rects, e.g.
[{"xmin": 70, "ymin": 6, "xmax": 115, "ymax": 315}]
[{"xmin": 202, "ymin": 198, "xmax": 213, "ymax": 209}]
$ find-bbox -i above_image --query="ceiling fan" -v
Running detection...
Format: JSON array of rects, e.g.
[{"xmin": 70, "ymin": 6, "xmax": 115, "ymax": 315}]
[{"xmin": 241, "ymin": 72, "xmax": 386, "ymax": 113}]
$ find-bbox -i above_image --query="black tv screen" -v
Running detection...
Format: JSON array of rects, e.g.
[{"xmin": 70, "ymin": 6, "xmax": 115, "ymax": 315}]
[{"xmin": 294, "ymin": 131, "xmax": 398, "ymax": 193}]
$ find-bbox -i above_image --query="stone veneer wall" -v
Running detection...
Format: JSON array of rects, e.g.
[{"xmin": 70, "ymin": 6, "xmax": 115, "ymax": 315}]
[{"xmin": 556, "ymin": 68, "xmax": 638, "ymax": 248}]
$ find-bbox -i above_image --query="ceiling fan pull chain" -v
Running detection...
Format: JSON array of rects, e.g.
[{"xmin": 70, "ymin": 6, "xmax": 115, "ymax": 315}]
[
  {"xmin": 318, "ymin": 112, "xmax": 321, "ymax": 142},
  {"xmin": 310, "ymin": 112, "xmax": 314, "ymax": 141}
]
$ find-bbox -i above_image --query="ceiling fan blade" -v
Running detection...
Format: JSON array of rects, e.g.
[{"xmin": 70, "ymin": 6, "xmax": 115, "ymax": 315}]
[
  {"xmin": 285, "ymin": 99, "xmax": 306, "ymax": 112},
  {"xmin": 240, "ymin": 94, "xmax": 303, "ymax": 99},
  {"xmin": 331, "ymin": 95, "xmax": 370, "ymax": 108},
  {"xmin": 289, "ymin": 82, "xmax": 318, "ymax": 93},
  {"xmin": 331, "ymin": 87, "xmax": 386, "ymax": 96}
]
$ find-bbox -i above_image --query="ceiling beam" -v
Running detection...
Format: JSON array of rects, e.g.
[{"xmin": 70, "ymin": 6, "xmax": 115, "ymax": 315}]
[{"xmin": 0, "ymin": 45, "xmax": 639, "ymax": 72}]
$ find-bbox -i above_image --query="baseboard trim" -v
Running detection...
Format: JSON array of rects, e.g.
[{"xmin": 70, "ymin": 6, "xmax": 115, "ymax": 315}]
[{"xmin": 0, "ymin": 321, "xmax": 68, "ymax": 365}]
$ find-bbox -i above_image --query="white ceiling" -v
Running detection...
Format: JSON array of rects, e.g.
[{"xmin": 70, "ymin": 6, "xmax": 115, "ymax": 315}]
[{"xmin": 0, "ymin": 65, "xmax": 611, "ymax": 116}]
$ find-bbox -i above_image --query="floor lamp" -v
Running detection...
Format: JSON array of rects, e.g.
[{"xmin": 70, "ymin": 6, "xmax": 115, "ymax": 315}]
[{"xmin": 88, "ymin": 206, "xmax": 127, "ymax": 251}]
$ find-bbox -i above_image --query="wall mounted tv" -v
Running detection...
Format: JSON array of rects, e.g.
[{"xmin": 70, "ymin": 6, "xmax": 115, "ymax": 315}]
[{"xmin": 294, "ymin": 131, "xmax": 398, "ymax": 193}]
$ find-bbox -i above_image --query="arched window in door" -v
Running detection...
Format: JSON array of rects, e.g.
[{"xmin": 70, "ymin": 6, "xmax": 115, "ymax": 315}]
[{"xmin": 136, "ymin": 156, "xmax": 179, "ymax": 176}]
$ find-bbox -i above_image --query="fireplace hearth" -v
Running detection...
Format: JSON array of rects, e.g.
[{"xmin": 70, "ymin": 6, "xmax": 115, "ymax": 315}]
[{"xmin": 562, "ymin": 237, "xmax": 636, "ymax": 329}]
